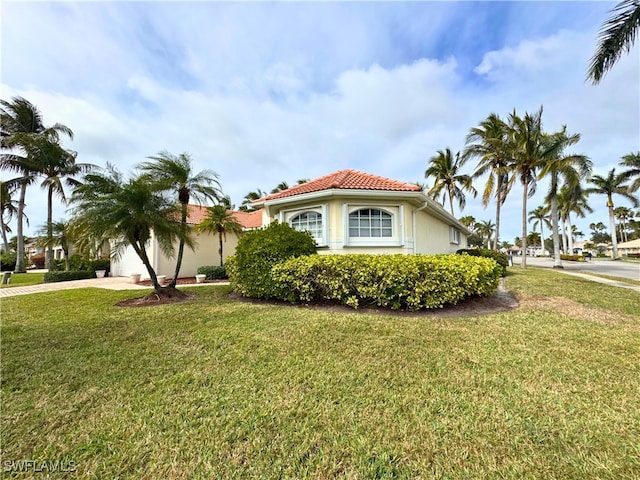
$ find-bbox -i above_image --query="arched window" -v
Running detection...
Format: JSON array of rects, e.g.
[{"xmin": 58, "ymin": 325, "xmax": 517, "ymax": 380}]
[
  {"xmin": 290, "ymin": 211, "xmax": 323, "ymax": 239},
  {"xmin": 348, "ymin": 208, "xmax": 393, "ymax": 238}
]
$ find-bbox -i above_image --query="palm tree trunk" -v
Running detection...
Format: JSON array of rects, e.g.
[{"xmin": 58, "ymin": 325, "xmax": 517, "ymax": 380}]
[
  {"xmin": 550, "ymin": 197, "xmax": 563, "ymax": 268},
  {"xmin": 448, "ymin": 189, "xmax": 455, "ymax": 217},
  {"xmin": 521, "ymin": 181, "xmax": 528, "ymax": 269},
  {"xmin": 131, "ymin": 239, "xmax": 162, "ymax": 293},
  {"xmin": 15, "ymin": 179, "xmax": 27, "ymax": 273},
  {"xmin": 493, "ymin": 189, "xmax": 502, "ymax": 251},
  {"xmin": 46, "ymin": 185, "xmax": 54, "ymax": 270},
  {"xmin": 567, "ymin": 216, "xmax": 575, "ymax": 254},
  {"xmin": 170, "ymin": 204, "xmax": 188, "ymax": 289},
  {"xmin": 608, "ymin": 200, "xmax": 618, "ymax": 259},
  {"xmin": 0, "ymin": 214, "xmax": 9, "ymax": 254},
  {"xmin": 218, "ymin": 230, "xmax": 224, "ymax": 267},
  {"xmin": 540, "ymin": 222, "xmax": 545, "ymax": 256}
]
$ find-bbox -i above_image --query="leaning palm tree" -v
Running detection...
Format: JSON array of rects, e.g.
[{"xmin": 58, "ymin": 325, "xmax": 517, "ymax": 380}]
[
  {"xmin": 1, "ymin": 97, "xmax": 74, "ymax": 272},
  {"xmin": 528, "ymin": 205, "xmax": 551, "ymax": 255},
  {"xmin": 538, "ymin": 126, "xmax": 592, "ymax": 267},
  {"xmin": 196, "ymin": 205, "xmax": 244, "ymax": 266},
  {"xmin": 138, "ymin": 151, "xmax": 221, "ymax": 288},
  {"xmin": 585, "ymin": 168, "xmax": 639, "ymax": 259},
  {"xmin": 587, "ymin": 0, "xmax": 640, "ymax": 84},
  {"xmin": 71, "ymin": 165, "xmax": 182, "ymax": 295},
  {"xmin": 465, "ymin": 113, "xmax": 514, "ymax": 250},
  {"xmin": 425, "ymin": 147, "xmax": 477, "ymax": 216}
]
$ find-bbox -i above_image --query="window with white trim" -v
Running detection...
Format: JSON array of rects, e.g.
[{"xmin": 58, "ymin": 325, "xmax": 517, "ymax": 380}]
[
  {"xmin": 349, "ymin": 208, "xmax": 393, "ymax": 238},
  {"xmin": 450, "ymin": 226, "xmax": 461, "ymax": 245},
  {"xmin": 290, "ymin": 211, "xmax": 323, "ymax": 239}
]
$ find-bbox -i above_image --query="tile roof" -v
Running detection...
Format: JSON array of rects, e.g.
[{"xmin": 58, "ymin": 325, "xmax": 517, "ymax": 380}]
[
  {"xmin": 186, "ymin": 205, "xmax": 262, "ymax": 230},
  {"xmin": 257, "ymin": 169, "xmax": 422, "ymax": 202}
]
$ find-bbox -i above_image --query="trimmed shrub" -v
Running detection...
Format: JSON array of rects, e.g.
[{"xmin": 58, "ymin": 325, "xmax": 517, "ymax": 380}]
[
  {"xmin": 560, "ymin": 254, "xmax": 586, "ymax": 262},
  {"xmin": 197, "ymin": 265, "xmax": 227, "ymax": 280},
  {"xmin": 271, "ymin": 254, "xmax": 502, "ymax": 311},
  {"xmin": 226, "ymin": 221, "xmax": 317, "ymax": 299},
  {"xmin": 44, "ymin": 270, "xmax": 96, "ymax": 283},
  {"xmin": 89, "ymin": 258, "xmax": 111, "ymax": 275},
  {"xmin": 30, "ymin": 253, "xmax": 46, "ymax": 269},
  {"xmin": 457, "ymin": 248, "xmax": 508, "ymax": 276}
]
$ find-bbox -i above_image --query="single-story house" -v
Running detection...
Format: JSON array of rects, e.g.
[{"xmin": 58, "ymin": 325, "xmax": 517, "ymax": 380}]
[
  {"xmin": 110, "ymin": 168, "xmax": 471, "ymax": 279},
  {"xmin": 109, "ymin": 208, "xmax": 262, "ymax": 279},
  {"xmin": 608, "ymin": 238, "xmax": 640, "ymax": 256},
  {"xmin": 253, "ymin": 169, "xmax": 470, "ymax": 255}
]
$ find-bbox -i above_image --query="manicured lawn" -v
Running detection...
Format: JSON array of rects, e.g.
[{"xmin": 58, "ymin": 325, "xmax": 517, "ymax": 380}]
[
  {"xmin": 2, "ymin": 269, "xmax": 639, "ymax": 479},
  {"xmin": 0, "ymin": 272, "xmax": 45, "ymax": 288}
]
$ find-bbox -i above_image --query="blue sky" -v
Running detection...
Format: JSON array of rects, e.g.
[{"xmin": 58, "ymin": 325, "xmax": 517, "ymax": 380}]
[{"xmin": 2, "ymin": 1, "xmax": 639, "ymax": 243}]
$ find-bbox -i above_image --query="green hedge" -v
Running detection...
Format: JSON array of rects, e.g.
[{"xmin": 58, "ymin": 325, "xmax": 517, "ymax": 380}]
[
  {"xmin": 197, "ymin": 265, "xmax": 227, "ymax": 280},
  {"xmin": 44, "ymin": 270, "xmax": 96, "ymax": 283},
  {"xmin": 271, "ymin": 254, "xmax": 502, "ymax": 311},
  {"xmin": 226, "ymin": 222, "xmax": 317, "ymax": 299},
  {"xmin": 456, "ymin": 248, "xmax": 508, "ymax": 276},
  {"xmin": 560, "ymin": 254, "xmax": 586, "ymax": 262}
]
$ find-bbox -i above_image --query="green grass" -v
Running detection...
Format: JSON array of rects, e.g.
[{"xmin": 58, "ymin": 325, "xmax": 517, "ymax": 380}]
[
  {"xmin": 2, "ymin": 269, "xmax": 639, "ymax": 479},
  {"xmin": 573, "ymin": 271, "xmax": 640, "ymax": 286},
  {"xmin": 0, "ymin": 272, "xmax": 44, "ymax": 288}
]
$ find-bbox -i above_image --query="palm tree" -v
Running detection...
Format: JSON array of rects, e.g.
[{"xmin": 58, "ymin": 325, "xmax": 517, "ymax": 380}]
[
  {"xmin": 138, "ymin": 151, "xmax": 221, "ymax": 288},
  {"xmin": 475, "ymin": 219, "xmax": 495, "ymax": 249},
  {"xmin": 196, "ymin": 205, "xmax": 244, "ymax": 266},
  {"xmin": 614, "ymin": 206, "xmax": 633, "ymax": 242},
  {"xmin": 0, "ymin": 179, "xmax": 22, "ymax": 253},
  {"xmin": 528, "ymin": 205, "xmax": 550, "ymax": 255},
  {"xmin": 425, "ymin": 147, "xmax": 477, "ymax": 216},
  {"xmin": 240, "ymin": 188, "xmax": 266, "ymax": 212},
  {"xmin": 538, "ymin": 126, "xmax": 592, "ymax": 267},
  {"xmin": 587, "ymin": 0, "xmax": 640, "ymax": 84},
  {"xmin": 620, "ymin": 152, "xmax": 640, "ymax": 191},
  {"xmin": 1, "ymin": 97, "xmax": 73, "ymax": 272},
  {"xmin": 71, "ymin": 165, "xmax": 182, "ymax": 294},
  {"xmin": 37, "ymin": 219, "xmax": 73, "ymax": 271},
  {"xmin": 586, "ymin": 168, "xmax": 639, "ymax": 259},
  {"xmin": 558, "ymin": 185, "xmax": 593, "ymax": 255},
  {"xmin": 270, "ymin": 181, "xmax": 290, "ymax": 194},
  {"xmin": 465, "ymin": 113, "xmax": 514, "ymax": 250},
  {"xmin": 29, "ymin": 133, "xmax": 93, "ymax": 269}
]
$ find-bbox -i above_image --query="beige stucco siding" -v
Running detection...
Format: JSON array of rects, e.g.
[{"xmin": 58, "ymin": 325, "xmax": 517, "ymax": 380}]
[{"xmin": 413, "ymin": 209, "xmax": 467, "ymax": 254}]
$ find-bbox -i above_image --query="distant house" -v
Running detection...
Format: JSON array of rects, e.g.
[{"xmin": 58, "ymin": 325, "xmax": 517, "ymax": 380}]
[
  {"xmin": 608, "ymin": 238, "xmax": 640, "ymax": 257},
  {"xmin": 109, "ymin": 208, "xmax": 261, "ymax": 279},
  {"xmin": 252, "ymin": 169, "xmax": 470, "ymax": 255}
]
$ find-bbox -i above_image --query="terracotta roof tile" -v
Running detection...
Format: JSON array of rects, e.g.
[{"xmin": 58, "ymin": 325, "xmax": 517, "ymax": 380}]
[
  {"xmin": 186, "ymin": 205, "xmax": 262, "ymax": 230},
  {"xmin": 257, "ymin": 169, "xmax": 421, "ymax": 202}
]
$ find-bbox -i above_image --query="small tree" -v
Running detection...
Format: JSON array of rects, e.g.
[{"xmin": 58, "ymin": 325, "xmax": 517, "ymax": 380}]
[{"xmin": 197, "ymin": 205, "xmax": 244, "ymax": 266}]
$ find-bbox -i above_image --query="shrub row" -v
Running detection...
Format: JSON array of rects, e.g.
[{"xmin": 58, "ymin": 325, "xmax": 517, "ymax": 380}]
[
  {"xmin": 456, "ymin": 248, "xmax": 509, "ymax": 276},
  {"xmin": 197, "ymin": 265, "xmax": 227, "ymax": 280},
  {"xmin": 560, "ymin": 254, "xmax": 586, "ymax": 262},
  {"xmin": 271, "ymin": 254, "xmax": 502, "ymax": 311},
  {"xmin": 44, "ymin": 270, "xmax": 96, "ymax": 283},
  {"xmin": 226, "ymin": 222, "xmax": 317, "ymax": 299}
]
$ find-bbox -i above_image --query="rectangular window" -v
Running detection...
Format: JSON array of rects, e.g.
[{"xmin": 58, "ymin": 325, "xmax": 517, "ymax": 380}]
[{"xmin": 450, "ymin": 227, "xmax": 461, "ymax": 245}]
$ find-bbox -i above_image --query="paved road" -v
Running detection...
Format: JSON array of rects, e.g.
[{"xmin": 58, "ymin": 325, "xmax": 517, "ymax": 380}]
[{"xmin": 512, "ymin": 256, "xmax": 639, "ymax": 281}]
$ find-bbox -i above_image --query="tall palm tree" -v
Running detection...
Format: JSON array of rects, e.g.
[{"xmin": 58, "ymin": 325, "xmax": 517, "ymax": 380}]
[
  {"xmin": 270, "ymin": 181, "xmax": 290, "ymax": 194},
  {"xmin": 587, "ymin": 0, "xmax": 640, "ymax": 84},
  {"xmin": 475, "ymin": 219, "xmax": 495, "ymax": 248},
  {"xmin": 614, "ymin": 206, "xmax": 633, "ymax": 242},
  {"xmin": 196, "ymin": 205, "xmax": 244, "ymax": 266},
  {"xmin": 138, "ymin": 151, "xmax": 221, "ymax": 288},
  {"xmin": 586, "ymin": 168, "xmax": 639, "ymax": 259},
  {"xmin": 28, "ymin": 133, "xmax": 93, "ymax": 269},
  {"xmin": 425, "ymin": 147, "xmax": 477, "ymax": 216},
  {"xmin": 558, "ymin": 185, "xmax": 593, "ymax": 254},
  {"xmin": 1, "ymin": 97, "xmax": 73, "ymax": 272},
  {"xmin": 240, "ymin": 188, "xmax": 266, "ymax": 212},
  {"xmin": 538, "ymin": 126, "xmax": 592, "ymax": 267},
  {"xmin": 465, "ymin": 113, "xmax": 514, "ymax": 250},
  {"xmin": 71, "ymin": 165, "xmax": 181, "ymax": 294},
  {"xmin": 37, "ymin": 219, "xmax": 73, "ymax": 271},
  {"xmin": 620, "ymin": 152, "xmax": 640, "ymax": 191},
  {"xmin": 507, "ymin": 107, "xmax": 550, "ymax": 269},
  {"xmin": 528, "ymin": 205, "xmax": 550, "ymax": 255}
]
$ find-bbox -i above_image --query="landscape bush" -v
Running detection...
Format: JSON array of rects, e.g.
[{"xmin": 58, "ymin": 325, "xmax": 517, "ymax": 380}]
[
  {"xmin": 456, "ymin": 248, "xmax": 508, "ymax": 276},
  {"xmin": 1, "ymin": 252, "xmax": 17, "ymax": 271},
  {"xmin": 44, "ymin": 270, "xmax": 96, "ymax": 283},
  {"xmin": 271, "ymin": 254, "xmax": 502, "ymax": 310},
  {"xmin": 226, "ymin": 221, "xmax": 317, "ymax": 299},
  {"xmin": 29, "ymin": 253, "xmax": 46, "ymax": 269},
  {"xmin": 560, "ymin": 254, "xmax": 586, "ymax": 262},
  {"xmin": 197, "ymin": 265, "xmax": 227, "ymax": 280}
]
